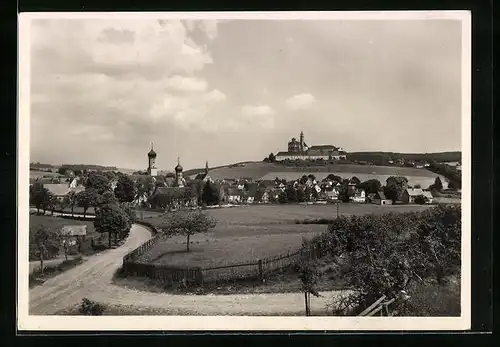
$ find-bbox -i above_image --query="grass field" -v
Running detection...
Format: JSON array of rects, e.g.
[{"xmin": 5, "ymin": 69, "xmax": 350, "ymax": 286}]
[
  {"xmin": 141, "ymin": 204, "xmax": 432, "ymax": 268},
  {"xmin": 29, "ymin": 170, "xmax": 63, "ymax": 179}
]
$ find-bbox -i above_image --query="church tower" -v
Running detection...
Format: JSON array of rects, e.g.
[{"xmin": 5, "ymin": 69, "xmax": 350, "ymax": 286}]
[
  {"xmin": 299, "ymin": 131, "xmax": 304, "ymax": 153},
  {"xmin": 175, "ymin": 157, "xmax": 184, "ymax": 187},
  {"xmin": 147, "ymin": 143, "xmax": 157, "ymax": 177},
  {"xmin": 205, "ymin": 160, "xmax": 209, "ymax": 175}
]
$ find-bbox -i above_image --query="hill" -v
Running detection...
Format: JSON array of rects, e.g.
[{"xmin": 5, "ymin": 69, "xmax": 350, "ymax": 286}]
[
  {"xmin": 347, "ymin": 151, "xmax": 461, "ymax": 163},
  {"xmin": 184, "ymin": 161, "xmax": 448, "ymax": 189}
]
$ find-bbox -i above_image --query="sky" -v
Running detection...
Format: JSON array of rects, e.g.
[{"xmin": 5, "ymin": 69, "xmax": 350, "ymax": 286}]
[{"xmin": 28, "ymin": 17, "xmax": 463, "ymax": 171}]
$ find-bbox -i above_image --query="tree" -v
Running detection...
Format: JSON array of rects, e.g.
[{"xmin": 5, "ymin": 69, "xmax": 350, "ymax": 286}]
[
  {"xmin": 58, "ymin": 167, "xmax": 69, "ymax": 176},
  {"xmin": 326, "ymin": 174, "xmax": 342, "ymax": 183},
  {"xmin": 59, "ymin": 196, "xmax": 70, "ymax": 213},
  {"xmin": 84, "ymin": 172, "xmax": 111, "ymax": 195},
  {"xmin": 285, "ymin": 185, "xmax": 298, "ymax": 202},
  {"xmin": 268, "ymin": 153, "xmax": 276, "ymax": 162},
  {"xmin": 429, "ymin": 177, "xmax": 443, "ymax": 192},
  {"xmin": 159, "ymin": 209, "xmax": 217, "ymax": 252},
  {"xmin": 413, "ymin": 184, "xmax": 422, "ymax": 189},
  {"xmin": 357, "ymin": 179, "xmax": 382, "ymax": 195},
  {"xmin": 67, "ymin": 191, "xmax": 77, "ymax": 216},
  {"xmin": 76, "ymin": 190, "xmax": 93, "ymax": 218},
  {"xmin": 94, "ymin": 203, "xmax": 132, "ymax": 248},
  {"xmin": 98, "ymin": 190, "xmax": 118, "ymax": 206},
  {"xmin": 384, "ymin": 176, "xmax": 409, "ymax": 203},
  {"xmin": 30, "ymin": 225, "xmax": 61, "ymax": 274},
  {"xmin": 350, "ymin": 176, "xmax": 361, "ymax": 185},
  {"xmin": 298, "ymin": 260, "xmax": 321, "ymax": 316},
  {"xmin": 296, "ymin": 188, "xmax": 306, "ymax": 203},
  {"xmin": 114, "ymin": 175, "xmax": 137, "ymax": 203},
  {"xmin": 414, "ymin": 195, "xmax": 428, "ymax": 205},
  {"xmin": 202, "ymin": 181, "xmax": 220, "ymax": 206},
  {"xmin": 30, "ymin": 185, "xmax": 49, "ymax": 214}
]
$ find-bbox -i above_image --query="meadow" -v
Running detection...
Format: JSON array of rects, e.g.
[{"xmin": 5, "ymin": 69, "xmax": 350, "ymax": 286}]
[
  {"xmin": 141, "ymin": 204, "xmax": 433, "ymax": 268},
  {"xmin": 29, "ymin": 170, "xmax": 63, "ymax": 179}
]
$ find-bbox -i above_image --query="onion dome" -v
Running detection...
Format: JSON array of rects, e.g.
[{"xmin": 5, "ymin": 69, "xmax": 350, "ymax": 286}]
[
  {"xmin": 148, "ymin": 143, "xmax": 157, "ymax": 158},
  {"xmin": 175, "ymin": 157, "xmax": 183, "ymax": 172}
]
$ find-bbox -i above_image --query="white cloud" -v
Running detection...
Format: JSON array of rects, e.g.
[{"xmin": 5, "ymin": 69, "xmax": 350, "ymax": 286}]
[
  {"xmin": 165, "ymin": 75, "xmax": 208, "ymax": 92},
  {"xmin": 285, "ymin": 93, "xmax": 316, "ymax": 111},
  {"xmin": 241, "ymin": 105, "xmax": 275, "ymax": 129},
  {"xmin": 241, "ymin": 105, "xmax": 275, "ymax": 116},
  {"xmin": 203, "ymin": 89, "xmax": 227, "ymax": 103},
  {"xmin": 198, "ymin": 20, "xmax": 218, "ymax": 41}
]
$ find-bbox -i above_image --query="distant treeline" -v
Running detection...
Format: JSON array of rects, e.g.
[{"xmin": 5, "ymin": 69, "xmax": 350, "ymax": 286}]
[
  {"xmin": 60, "ymin": 164, "xmax": 118, "ymax": 171},
  {"xmin": 347, "ymin": 151, "xmax": 461, "ymax": 163}
]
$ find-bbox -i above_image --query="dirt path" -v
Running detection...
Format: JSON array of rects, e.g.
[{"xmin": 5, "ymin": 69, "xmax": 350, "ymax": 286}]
[{"xmin": 29, "ymin": 223, "xmax": 344, "ymax": 316}]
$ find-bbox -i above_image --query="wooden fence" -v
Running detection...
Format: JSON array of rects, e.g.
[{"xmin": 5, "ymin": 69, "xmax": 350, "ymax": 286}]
[{"xmin": 121, "ymin": 221, "xmax": 322, "ymax": 287}]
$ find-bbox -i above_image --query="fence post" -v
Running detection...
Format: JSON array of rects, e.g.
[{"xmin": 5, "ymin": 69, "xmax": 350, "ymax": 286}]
[{"xmin": 258, "ymin": 259, "xmax": 263, "ymax": 283}]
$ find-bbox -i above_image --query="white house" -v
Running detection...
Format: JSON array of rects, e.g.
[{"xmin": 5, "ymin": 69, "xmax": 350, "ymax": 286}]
[{"xmin": 350, "ymin": 189, "xmax": 366, "ymax": 203}]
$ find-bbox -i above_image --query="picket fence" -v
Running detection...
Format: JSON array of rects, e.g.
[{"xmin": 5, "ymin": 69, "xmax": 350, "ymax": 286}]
[{"xmin": 122, "ymin": 222, "xmax": 319, "ymax": 287}]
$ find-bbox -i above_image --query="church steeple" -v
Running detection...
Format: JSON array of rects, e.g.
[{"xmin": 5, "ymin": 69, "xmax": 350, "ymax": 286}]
[{"xmin": 205, "ymin": 160, "xmax": 209, "ymax": 175}]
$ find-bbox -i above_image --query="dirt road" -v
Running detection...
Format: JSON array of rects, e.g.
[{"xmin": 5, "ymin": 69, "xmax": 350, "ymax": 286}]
[{"xmin": 29, "ymin": 224, "xmax": 343, "ymax": 316}]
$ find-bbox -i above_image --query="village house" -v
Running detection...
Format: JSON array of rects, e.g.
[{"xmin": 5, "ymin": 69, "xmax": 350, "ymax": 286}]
[
  {"xmin": 371, "ymin": 190, "xmax": 393, "ymax": 205},
  {"xmin": 350, "ymin": 189, "xmax": 366, "ymax": 203},
  {"xmin": 402, "ymin": 188, "xmax": 434, "ymax": 204},
  {"xmin": 225, "ymin": 188, "xmax": 244, "ymax": 204}
]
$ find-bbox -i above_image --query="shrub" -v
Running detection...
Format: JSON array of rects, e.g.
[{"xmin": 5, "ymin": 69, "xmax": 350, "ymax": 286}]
[
  {"xmin": 303, "ymin": 205, "xmax": 461, "ymax": 314},
  {"xmin": 78, "ymin": 298, "xmax": 105, "ymax": 316}
]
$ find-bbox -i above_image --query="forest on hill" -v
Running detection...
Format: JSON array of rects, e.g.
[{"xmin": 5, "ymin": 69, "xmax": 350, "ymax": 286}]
[{"xmin": 347, "ymin": 151, "xmax": 461, "ymax": 163}]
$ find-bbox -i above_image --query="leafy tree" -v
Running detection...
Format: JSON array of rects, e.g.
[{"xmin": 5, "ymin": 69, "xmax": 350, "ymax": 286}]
[
  {"xmin": 94, "ymin": 203, "xmax": 132, "ymax": 248},
  {"xmin": 67, "ymin": 191, "xmax": 77, "ymax": 216},
  {"xmin": 58, "ymin": 167, "xmax": 69, "ymax": 175},
  {"xmin": 413, "ymin": 184, "xmax": 422, "ymax": 189},
  {"xmin": 357, "ymin": 179, "xmax": 382, "ymax": 195},
  {"xmin": 278, "ymin": 191, "xmax": 288, "ymax": 204},
  {"xmin": 350, "ymin": 176, "xmax": 361, "ymax": 185},
  {"xmin": 202, "ymin": 181, "xmax": 220, "ymax": 206},
  {"xmin": 98, "ymin": 190, "xmax": 118, "ymax": 206},
  {"xmin": 285, "ymin": 185, "xmax": 298, "ymax": 202},
  {"xmin": 296, "ymin": 188, "xmax": 306, "ymax": 203},
  {"xmin": 59, "ymin": 196, "xmax": 70, "ymax": 213},
  {"xmin": 298, "ymin": 259, "xmax": 322, "ymax": 316},
  {"xmin": 307, "ymin": 174, "xmax": 316, "ymax": 182},
  {"xmin": 326, "ymin": 174, "xmax": 342, "ymax": 183},
  {"xmin": 429, "ymin": 177, "xmax": 443, "ymax": 192},
  {"xmin": 30, "ymin": 225, "xmax": 61, "ymax": 274},
  {"xmin": 84, "ymin": 172, "xmax": 111, "ymax": 195},
  {"xmin": 76, "ymin": 190, "xmax": 93, "ymax": 218},
  {"xmin": 120, "ymin": 202, "xmax": 137, "ymax": 225},
  {"xmin": 159, "ymin": 209, "xmax": 217, "ymax": 252},
  {"xmin": 30, "ymin": 185, "xmax": 50, "ymax": 214},
  {"xmin": 384, "ymin": 176, "xmax": 409, "ymax": 202},
  {"xmin": 268, "ymin": 153, "xmax": 276, "ymax": 162},
  {"xmin": 114, "ymin": 175, "xmax": 137, "ymax": 203},
  {"xmin": 414, "ymin": 195, "xmax": 428, "ymax": 205}
]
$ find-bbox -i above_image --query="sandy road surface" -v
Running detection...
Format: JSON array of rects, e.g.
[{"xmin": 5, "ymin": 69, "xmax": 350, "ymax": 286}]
[{"xmin": 29, "ymin": 223, "xmax": 342, "ymax": 316}]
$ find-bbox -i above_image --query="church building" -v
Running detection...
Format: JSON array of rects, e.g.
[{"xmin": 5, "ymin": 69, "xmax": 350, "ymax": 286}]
[{"xmin": 275, "ymin": 131, "xmax": 347, "ymax": 161}]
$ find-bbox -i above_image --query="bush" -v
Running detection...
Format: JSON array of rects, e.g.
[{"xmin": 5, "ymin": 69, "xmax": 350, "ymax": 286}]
[
  {"xmin": 78, "ymin": 298, "xmax": 106, "ymax": 316},
  {"xmin": 303, "ymin": 205, "xmax": 461, "ymax": 314}
]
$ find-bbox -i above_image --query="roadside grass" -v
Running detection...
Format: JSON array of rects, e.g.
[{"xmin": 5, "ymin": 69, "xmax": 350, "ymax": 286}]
[{"xmin": 29, "ymin": 256, "xmax": 85, "ymax": 288}]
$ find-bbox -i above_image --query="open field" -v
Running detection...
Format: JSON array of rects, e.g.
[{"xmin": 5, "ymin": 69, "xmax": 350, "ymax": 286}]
[
  {"xmin": 29, "ymin": 170, "xmax": 63, "ymax": 179},
  {"xmin": 141, "ymin": 204, "xmax": 432, "ymax": 268}
]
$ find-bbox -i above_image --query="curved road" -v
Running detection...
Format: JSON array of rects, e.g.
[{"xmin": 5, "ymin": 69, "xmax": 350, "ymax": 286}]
[{"xmin": 29, "ymin": 223, "xmax": 342, "ymax": 316}]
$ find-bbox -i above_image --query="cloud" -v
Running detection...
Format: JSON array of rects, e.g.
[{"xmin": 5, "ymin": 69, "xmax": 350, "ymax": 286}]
[
  {"xmin": 285, "ymin": 93, "xmax": 316, "ymax": 111},
  {"xmin": 241, "ymin": 105, "xmax": 275, "ymax": 116},
  {"xmin": 31, "ymin": 19, "xmax": 226, "ymax": 135},
  {"xmin": 241, "ymin": 105, "xmax": 275, "ymax": 129},
  {"xmin": 165, "ymin": 75, "xmax": 208, "ymax": 92}
]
